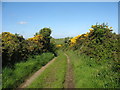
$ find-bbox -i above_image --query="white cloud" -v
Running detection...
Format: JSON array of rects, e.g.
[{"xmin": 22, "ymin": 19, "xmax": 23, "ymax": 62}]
[{"xmin": 18, "ymin": 21, "xmax": 28, "ymax": 24}]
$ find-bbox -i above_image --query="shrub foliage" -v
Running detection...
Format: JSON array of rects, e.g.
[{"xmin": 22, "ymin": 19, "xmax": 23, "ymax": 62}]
[
  {"xmin": 65, "ymin": 23, "xmax": 120, "ymax": 87},
  {"xmin": 1, "ymin": 28, "xmax": 55, "ymax": 67}
]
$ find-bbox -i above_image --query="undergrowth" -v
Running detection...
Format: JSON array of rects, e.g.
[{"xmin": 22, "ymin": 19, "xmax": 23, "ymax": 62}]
[{"xmin": 2, "ymin": 52, "xmax": 54, "ymax": 88}]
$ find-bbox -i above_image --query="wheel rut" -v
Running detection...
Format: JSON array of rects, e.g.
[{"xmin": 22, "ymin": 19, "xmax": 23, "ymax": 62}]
[{"xmin": 64, "ymin": 53, "xmax": 75, "ymax": 88}]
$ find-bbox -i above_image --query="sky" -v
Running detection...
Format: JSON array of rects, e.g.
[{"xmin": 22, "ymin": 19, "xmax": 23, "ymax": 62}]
[
  {"xmin": 2, "ymin": 2, "xmax": 118, "ymax": 39},
  {"xmin": 1, "ymin": 0, "xmax": 120, "ymax": 2}
]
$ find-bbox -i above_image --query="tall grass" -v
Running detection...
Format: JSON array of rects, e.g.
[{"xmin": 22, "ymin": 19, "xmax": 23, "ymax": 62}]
[
  {"xmin": 66, "ymin": 50, "xmax": 119, "ymax": 88},
  {"xmin": 2, "ymin": 52, "xmax": 54, "ymax": 88},
  {"xmin": 27, "ymin": 50, "xmax": 67, "ymax": 88}
]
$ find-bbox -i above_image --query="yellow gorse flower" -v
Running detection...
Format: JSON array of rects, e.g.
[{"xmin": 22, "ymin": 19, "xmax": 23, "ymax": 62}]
[
  {"xmin": 70, "ymin": 35, "xmax": 81, "ymax": 44},
  {"xmin": 56, "ymin": 44, "xmax": 62, "ymax": 47},
  {"xmin": 84, "ymin": 32, "xmax": 89, "ymax": 37},
  {"xmin": 92, "ymin": 25, "xmax": 96, "ymax": 28},
  {"xmin": 70, "ymin": 38, "xmax": 76, "ymax": 43},
  {"xmin": 27, "ymin": 35, "xmax": 43, "ymax": 43},
  {"xmin": 89, "ymin": 28, "xmax": 93, "ymax": 32},
  {"xmin": 28, "ymin": 35, "xmax": 43, "ymax": 41},
  {"xmin": 110, "ymin": 27, "xmax": 112, "ymax": 29}
]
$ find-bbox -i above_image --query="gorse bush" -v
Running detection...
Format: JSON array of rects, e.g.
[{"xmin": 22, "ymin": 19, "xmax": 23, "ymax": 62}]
[
  {"xmin": 2, "ymin": 52, "xmax": 54, "ymax": 88},
  {"xmin": 69, "ymin": 23, "xmax": 119, "ymax": 62},
  {"xmin": 2, "ymin": 32, "xmax": 28, "ymax": 67},
  {"xmin": 27, "ymin": 34, "xmax": 46, "ymax": 54},
  {"xmin": 1, "ymin": 28, "xmax": 55, "ymax": 67},
  {"xmin": 65, "ymin": 23, "xmax": 120, "ymax": 88},
  {"xmin": 2, "ymin": 27, "xmax": 56, "ymax": 88}
]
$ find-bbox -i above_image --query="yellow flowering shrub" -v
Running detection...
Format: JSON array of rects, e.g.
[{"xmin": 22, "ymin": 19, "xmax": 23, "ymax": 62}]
[
  {"xmin": 110, "ymin": 27, "xmax": 112, "ymax": 29},
  {"xmin": 2, "ymin": 32, "xmax": 28, "ymax": 66},
  {"xmin": 70, "ymin": 32, "xmax": 90, "ymax": 47},
  {"xmin": 89, "ymin": 28, "xmax": 93, "ymax": 32},
  {"xmin": 91, "ymin": 25, "xmax": 96, "ymax": 28},
  {"xmin": 56, "ymin": 44, "xmax": 62, "ymax": 48},
  {"xmin": 70, "ymin": 35, "xmax": 81, "ymax": 47},
  {"xmin": 28, "ymin": 35, "xmax": 43, "ymax": 42},
  {"xmin": 84, "ymin": 32, "xmax": 89, "ymax": 37},
  {"xmin": 27, "ymin": 34, "xmax": 46, "ymax": 53},
  {"xmin": 2, "ymin": 28, "xmax": 54, "ymax": 67},
  {"xmin": 70, "ymin": 35, "xmax": 81, "ymax": 43}
]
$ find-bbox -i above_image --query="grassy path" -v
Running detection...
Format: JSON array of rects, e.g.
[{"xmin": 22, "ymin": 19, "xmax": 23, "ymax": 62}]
[
  {"xmin": 20, "ymin": 51, "xmax": 75, "ymax": 88},
  {"xmin": 27, "ymin": 51, "xmax": 67, "ymax": 88},
  {"xmin": 18, "ymin": 50, "xmax": 113, "ymax": 88}
]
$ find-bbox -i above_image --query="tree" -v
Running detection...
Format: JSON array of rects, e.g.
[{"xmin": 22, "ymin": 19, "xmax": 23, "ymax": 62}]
[
  {"xmin": 39, "ymin": 28, "xmax": 52, "ymax": 51},
  {"xmin": 34, "ymin": 27, "xmax": 53, "ymax": 52},
  {"xmin": 34, "ymin": 27, "xmax": 52, "ymax": 37},
  {"xmin": 40, "ymin": 28, "xmax": 52, "ymax": 37}
]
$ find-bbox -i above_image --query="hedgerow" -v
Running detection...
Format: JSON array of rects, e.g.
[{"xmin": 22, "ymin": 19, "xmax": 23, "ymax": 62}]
[
  {"xmin": 65, "ymin": 23, "xmax": 120, "ymax": 88},
  {"xmin": 1, "ymin": 28, "xmax": 55, "ymax": 67}
]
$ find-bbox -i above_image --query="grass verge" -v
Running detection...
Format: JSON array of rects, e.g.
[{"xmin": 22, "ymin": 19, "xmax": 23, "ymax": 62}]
[
  {"xmin": 66, "ymin": 50, "xmax": 119, "ymax": 88},
  {"xmin": 27, "ymin": 51, "xmax": 67, "ymax": 88},
  {"xmin": 2, "ymin": 52, "xmax": 54, "ymax": 88}
]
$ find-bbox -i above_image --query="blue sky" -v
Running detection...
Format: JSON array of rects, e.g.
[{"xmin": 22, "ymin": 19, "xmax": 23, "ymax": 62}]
[{"xmin": 2, "ymin": 2, "xmax": 118, "ymax": 38}]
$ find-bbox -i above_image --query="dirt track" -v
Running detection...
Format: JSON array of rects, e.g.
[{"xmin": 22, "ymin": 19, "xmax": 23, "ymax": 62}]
[
  {"xmin": 64, "ymin": 53, "xmax": 74, "ymax": 88},
  {"xmin": 18, "ymin": 53, "xmax": 74, "ymax": 88},
  {"xmin": 18, "ymin": 57, "xmax": 57, "ymax": 88}
]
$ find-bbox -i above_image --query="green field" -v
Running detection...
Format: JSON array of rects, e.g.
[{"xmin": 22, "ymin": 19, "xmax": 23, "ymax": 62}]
[{"xmin": 51, "ymin": 38, "xmax": 66, "ymax": 45}]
